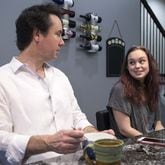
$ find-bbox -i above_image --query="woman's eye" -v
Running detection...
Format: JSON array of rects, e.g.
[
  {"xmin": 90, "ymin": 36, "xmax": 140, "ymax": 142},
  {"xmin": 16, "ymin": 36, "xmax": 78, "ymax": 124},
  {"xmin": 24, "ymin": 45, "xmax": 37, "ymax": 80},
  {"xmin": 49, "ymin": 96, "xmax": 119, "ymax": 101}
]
[
  {"xmin": 140, "ymin": 60, "xmax": 145, "ymax": 64},
  {"xmin": 129, "ymin": 61, "xmax": 135, "ymax": 65}
]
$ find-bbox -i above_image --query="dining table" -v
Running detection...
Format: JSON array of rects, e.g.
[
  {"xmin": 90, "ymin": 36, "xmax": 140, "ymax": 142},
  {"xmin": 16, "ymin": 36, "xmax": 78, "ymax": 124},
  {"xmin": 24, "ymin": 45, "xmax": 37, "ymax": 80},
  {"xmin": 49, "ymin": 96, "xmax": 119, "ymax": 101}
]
[{"xmin": 26, "ymin": 129, "xmax": 165, "ymax": 165}]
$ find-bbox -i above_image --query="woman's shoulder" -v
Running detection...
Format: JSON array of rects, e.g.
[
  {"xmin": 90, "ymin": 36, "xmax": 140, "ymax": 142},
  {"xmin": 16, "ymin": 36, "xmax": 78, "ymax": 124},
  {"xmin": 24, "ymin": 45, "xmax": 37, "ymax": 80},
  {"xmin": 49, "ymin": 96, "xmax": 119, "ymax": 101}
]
[
  {"xmin": 108, "ymin": 81, "xmax": 125, "ymax": 100},
  {"xmin": 111, "ymin": 81, "xmax": 123, "ymax": 93}
]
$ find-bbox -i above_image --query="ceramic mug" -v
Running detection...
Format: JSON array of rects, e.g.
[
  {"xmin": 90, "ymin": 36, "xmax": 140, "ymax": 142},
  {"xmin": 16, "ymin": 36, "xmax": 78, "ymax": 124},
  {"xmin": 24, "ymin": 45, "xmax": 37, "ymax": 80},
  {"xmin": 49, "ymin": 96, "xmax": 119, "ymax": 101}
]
[{"xmin": 83, "ymin": 138, "xmax": 124, "ymax": 165}]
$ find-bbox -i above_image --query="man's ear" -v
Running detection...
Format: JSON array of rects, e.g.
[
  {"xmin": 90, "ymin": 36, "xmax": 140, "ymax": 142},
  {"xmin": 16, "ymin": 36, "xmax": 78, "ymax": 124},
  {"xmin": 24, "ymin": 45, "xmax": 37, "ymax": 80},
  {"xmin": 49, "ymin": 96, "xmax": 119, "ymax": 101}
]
[{"xmin": 33, "ymin": 29, "xmax": 40, "ymax": 43}]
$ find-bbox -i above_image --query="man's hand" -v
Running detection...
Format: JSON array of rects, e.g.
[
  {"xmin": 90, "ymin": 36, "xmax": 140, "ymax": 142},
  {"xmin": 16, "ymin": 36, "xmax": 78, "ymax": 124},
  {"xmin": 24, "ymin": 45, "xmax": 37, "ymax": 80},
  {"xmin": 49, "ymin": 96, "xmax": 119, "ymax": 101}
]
[
  {"xmin": 24, "ymin": 129, "xmax": 84, "ymax": 160},
  {"xmin": 45, "ymin": 129, "xmax": 84, "ymax": 154}
]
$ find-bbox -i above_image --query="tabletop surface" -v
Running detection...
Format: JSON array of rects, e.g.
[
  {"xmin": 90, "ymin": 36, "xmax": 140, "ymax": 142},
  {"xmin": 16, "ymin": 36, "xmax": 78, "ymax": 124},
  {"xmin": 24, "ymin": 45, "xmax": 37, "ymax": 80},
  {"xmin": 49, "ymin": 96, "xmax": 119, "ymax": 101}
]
[{"xmin": 26, "ymin": 129, "xmax": 165, "ymax": 165}]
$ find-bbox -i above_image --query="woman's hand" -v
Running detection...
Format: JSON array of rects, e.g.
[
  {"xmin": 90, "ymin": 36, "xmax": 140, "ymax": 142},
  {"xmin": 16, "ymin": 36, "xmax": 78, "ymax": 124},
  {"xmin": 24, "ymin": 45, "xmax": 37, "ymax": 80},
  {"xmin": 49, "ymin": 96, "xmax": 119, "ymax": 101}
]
[{"xmin": 102, "ymin": 129, "xmax": 115, "ymax": 136}]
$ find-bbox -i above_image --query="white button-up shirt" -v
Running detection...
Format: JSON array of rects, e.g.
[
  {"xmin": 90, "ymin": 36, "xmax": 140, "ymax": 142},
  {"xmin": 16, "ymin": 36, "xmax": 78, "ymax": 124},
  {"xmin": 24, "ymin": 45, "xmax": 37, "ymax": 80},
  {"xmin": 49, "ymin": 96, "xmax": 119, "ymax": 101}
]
[{"xmin": 0, "ymin": 57, "xmax": 92, "ymax": 164}]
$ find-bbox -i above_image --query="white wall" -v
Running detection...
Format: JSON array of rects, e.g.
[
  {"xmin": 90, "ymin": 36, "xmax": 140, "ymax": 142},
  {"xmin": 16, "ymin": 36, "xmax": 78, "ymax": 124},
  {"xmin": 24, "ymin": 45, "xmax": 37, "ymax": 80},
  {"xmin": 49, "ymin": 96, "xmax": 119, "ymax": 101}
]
[{"xmin": 147, "ymin": 0, "xmax": 165, "ymax": 28}]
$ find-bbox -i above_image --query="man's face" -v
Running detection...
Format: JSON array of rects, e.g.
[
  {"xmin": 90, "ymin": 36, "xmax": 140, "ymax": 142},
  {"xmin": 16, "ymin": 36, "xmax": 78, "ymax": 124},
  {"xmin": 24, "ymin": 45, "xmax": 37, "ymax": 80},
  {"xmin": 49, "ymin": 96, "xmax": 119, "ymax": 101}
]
[{"xmin": 37, "ymin": 14, "xmax": 65, "ymax": 61}]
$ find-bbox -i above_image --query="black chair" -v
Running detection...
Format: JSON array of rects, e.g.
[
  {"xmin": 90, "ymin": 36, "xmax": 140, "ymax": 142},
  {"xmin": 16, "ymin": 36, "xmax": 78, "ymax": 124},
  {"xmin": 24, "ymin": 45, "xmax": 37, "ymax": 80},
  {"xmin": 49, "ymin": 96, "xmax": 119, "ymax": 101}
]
[
  {"xmin": 96, "ymin": 109, "xmax": 110, "ymax": 131},
  {"xmin": 96, "ymin": 106, "xmax": 126, "ymax": 139}
]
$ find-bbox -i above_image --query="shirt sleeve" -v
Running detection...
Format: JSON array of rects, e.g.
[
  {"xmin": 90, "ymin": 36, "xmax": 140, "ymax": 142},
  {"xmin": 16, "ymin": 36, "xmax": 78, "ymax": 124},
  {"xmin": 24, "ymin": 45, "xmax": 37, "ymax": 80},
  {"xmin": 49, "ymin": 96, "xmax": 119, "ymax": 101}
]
[
  {"xmin": 0, "ymin": 86, "xmax": 31, "ymax": 164},
  {"xmin": 72, "ymin": 97, "xmax": 93, "ymax": 129},
  {"xmin": 5, "ymin": 134, "xmax": 30, "ymax": 164},
  {"xmin": 62, "ymin": 73, "xmax": 93, "ymax": 129},
  {"xmin": 107, "ymin": 82, "xmax": 132, "ymax": 116},
  {"xmin": 158, "ymin": 89, "xmax": 165, "ymax": 121},
  {"xmin": 0, "ymin": 125, "xmax": 31, "ymax": 164}
]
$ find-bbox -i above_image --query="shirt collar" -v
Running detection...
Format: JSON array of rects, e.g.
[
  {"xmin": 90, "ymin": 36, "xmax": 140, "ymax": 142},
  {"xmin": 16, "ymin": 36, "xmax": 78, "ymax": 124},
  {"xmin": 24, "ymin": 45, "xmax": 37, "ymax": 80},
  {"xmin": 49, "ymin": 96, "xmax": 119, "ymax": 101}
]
[
  {"xmin": 10, "ymin": 57, "xmax": 51, "ymax": 74},
  {"xmin": 10, "ymin": 57, "xmax": 25, "ymax": 73}
]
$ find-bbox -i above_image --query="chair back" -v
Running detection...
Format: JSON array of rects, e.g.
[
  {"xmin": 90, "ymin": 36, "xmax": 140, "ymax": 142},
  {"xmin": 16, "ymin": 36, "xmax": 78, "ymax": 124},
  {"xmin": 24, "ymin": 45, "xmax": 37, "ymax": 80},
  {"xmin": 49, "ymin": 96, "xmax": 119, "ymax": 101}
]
[
  {"xmin": 96, "ymin": 107, "xmax": 126, "ymax": 139},
  {"xmin": 106, "ymin": 106, "xmax": 126, "ymax": 139},
  {"xmin": 96, "ymin": 109, "xmax": 110, "ymax": 131}
]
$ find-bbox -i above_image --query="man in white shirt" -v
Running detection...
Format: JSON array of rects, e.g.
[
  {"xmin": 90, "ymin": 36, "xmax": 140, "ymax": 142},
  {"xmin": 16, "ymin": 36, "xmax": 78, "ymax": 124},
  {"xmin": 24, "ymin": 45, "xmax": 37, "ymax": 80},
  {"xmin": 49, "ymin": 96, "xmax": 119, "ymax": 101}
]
[{"xmin": 0, "ymin": 3, "xmax": 114, "ymax": 164}]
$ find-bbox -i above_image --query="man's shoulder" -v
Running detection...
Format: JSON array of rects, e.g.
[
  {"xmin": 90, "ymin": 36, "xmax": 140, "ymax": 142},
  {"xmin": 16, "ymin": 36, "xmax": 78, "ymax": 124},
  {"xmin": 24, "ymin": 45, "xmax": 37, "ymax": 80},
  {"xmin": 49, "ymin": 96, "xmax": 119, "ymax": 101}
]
[
  {"xmin": 0, "ymin": 62, "xmax": 13, "ymax": 82},
  {"xmin": 51, "ymin": 66, "xmax": 67, "ymax": 77},
  {"xmin": 0, "ymin": 63, "xmax": 11, "ymax": 73},
  {"xmin": 47, "ymin": 64, "xmax": 69, "ymax": 81}
]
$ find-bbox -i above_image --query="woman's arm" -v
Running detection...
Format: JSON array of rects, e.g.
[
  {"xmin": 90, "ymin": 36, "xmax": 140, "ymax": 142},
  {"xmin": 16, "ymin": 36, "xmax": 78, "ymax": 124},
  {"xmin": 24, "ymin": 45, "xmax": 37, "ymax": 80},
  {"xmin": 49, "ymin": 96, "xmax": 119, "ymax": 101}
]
[{"xmin": 112, "ymin": 109, "xmax": 142, "ymax": 138}]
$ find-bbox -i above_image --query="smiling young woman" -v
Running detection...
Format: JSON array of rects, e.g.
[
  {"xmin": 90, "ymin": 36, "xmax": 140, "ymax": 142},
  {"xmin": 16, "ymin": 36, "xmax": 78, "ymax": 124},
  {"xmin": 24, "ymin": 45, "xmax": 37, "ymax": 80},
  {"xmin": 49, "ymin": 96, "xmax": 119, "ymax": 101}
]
[{"xmin": 107, "ymin": 45, "xmax": 164, "ymax": 139}]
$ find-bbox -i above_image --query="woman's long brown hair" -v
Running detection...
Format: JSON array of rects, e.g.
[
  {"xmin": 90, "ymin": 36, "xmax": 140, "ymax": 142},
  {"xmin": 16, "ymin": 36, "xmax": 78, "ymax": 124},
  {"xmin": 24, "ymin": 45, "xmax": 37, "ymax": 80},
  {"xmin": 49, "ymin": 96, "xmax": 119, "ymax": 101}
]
[{"xmin": 120, "ymin": 45, "xmax": 160, "ymax": 112}]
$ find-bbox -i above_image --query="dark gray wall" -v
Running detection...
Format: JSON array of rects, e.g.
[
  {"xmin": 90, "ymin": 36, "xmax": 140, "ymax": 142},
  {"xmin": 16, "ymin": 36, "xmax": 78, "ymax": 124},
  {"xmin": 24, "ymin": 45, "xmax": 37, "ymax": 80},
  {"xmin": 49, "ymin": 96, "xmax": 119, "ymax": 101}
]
[{"xmin": 0, "ymin": 0, "xmax": 140, "ymax": 127}]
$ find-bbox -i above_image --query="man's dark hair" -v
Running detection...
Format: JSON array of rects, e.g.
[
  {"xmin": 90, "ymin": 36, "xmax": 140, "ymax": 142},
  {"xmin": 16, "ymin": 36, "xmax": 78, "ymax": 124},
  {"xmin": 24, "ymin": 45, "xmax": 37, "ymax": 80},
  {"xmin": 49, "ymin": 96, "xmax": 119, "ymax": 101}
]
[{"xmin": 15, "ymin": 3, "xmax": 62, "ymax": 51}]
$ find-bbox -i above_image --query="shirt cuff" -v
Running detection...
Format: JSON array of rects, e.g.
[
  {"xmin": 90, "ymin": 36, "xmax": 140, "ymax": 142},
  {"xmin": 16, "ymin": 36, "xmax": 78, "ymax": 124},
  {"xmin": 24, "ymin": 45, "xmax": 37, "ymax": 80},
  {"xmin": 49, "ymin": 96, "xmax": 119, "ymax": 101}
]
[
  {"xmin": 6, "ymin": 134, "xmax": 31, "ymax": 164},
  {"xmin": 75, "ymin": 120, "xmax": 94, "ymax": 130}
]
